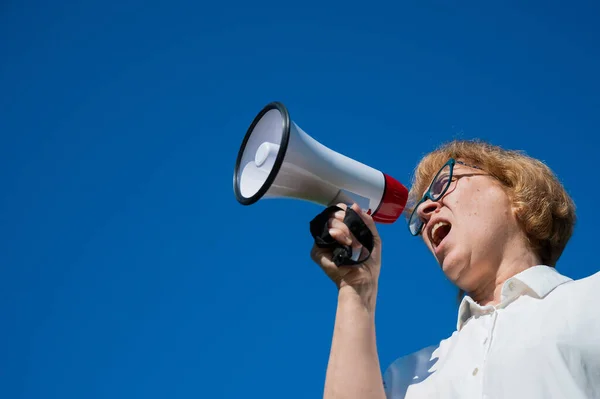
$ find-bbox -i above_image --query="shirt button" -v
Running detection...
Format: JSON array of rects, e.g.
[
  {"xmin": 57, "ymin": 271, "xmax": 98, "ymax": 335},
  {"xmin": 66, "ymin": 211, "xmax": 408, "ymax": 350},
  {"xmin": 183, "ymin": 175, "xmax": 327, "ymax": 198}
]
[
  {"xmin": 508, "ymin": 281, "xmax": 515, "ymax": 291},
  {"xmin": 472, "ymin": 367, "xmax": 479, "ymax": 376}
]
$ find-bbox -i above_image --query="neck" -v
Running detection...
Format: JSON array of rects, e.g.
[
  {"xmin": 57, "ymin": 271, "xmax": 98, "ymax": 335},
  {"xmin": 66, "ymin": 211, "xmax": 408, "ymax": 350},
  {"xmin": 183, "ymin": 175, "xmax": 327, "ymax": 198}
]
[{"xmin": 468, "ymin": 240, "xmax": 541, "ymax": 306}]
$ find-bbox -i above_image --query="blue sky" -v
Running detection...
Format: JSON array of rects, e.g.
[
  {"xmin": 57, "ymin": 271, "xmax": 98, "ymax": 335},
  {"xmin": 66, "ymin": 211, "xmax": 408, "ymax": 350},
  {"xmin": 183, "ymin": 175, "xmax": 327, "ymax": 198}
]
[{"xmin": 1, "ymin": 1, "xmax": 599, "ymax": 398}]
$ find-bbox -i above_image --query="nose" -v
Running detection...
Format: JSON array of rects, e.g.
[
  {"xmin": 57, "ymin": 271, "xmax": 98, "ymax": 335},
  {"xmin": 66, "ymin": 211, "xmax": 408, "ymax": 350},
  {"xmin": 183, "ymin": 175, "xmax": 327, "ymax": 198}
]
[{"xmin": 417, "ymin": 200, "xmax": 441, "ymax": 222}]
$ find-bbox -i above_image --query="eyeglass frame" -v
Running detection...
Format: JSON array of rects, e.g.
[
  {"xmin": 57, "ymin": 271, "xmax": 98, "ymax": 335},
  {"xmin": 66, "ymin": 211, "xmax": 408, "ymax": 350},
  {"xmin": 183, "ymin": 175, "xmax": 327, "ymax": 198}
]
[{"xmin": 408, "ymin": 158, "xmax": 483, "ymax": 236}]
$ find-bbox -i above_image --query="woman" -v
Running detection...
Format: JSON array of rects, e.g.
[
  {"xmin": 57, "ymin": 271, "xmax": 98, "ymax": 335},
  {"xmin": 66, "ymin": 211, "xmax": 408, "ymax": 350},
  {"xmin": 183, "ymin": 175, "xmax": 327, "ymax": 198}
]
[{"xmin": 311, "ymin": 139, "xmax": 600, "ymax": 399}]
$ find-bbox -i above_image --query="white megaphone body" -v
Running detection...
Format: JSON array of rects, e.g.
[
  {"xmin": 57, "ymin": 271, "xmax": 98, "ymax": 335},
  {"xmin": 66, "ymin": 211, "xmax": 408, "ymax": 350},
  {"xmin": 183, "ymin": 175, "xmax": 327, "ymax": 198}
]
[{"xmin": 233, "ymin": 102, "xmax": 409, "ymax": 223}]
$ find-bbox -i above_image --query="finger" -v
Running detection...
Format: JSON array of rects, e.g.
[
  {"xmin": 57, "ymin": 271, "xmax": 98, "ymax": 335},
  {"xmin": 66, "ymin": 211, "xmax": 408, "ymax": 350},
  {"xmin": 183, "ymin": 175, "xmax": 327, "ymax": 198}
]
[
  {"xmin": 330, "ymin": 208, "xmax": 367, "ymax": 249},
  {"xmin": 335, "ymin": 203, "xmax": 348, "ymax": 211},
  {"xmin": 310, "ymin": 243, "xmax": 332, "ymax": 264},
  {"xmin": 328, "ymin": 217, "xmax": 350, "ymax": 235},
  {"xmin": 328, "ymin": 226, "xmax": 353, "ymax": 246},
  {"xmin": 332, "ymin": 209, "xmax": 346, "ymax": 222},
  {"xmin": 311, "ymin": 244, "xmax": 346, "ymax": 276},
  {"xmin": 330, "ymin": 220, "xmax": 364, "ymax": 260}
]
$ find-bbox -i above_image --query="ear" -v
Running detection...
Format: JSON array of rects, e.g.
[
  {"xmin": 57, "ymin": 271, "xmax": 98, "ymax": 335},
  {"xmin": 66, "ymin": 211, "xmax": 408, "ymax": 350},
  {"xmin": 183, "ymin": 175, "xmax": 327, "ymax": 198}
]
[
  {"xmin": 511, "ymin": 201, "xmax": 525, "ymax": 221},
  {"xmin": 510, "ymin": 201, "xmax": 531, "ymax": 237},
  {"xmin": 508, "ymin": 196, "xmax": 529, "ymax": 234},
  {"xmin": 511, "ymin": 203, "xmax": 521, "ymax": 217},
  {"xmin": 507, "ymin": 190, "xmax": 523, "ymax": 219}
]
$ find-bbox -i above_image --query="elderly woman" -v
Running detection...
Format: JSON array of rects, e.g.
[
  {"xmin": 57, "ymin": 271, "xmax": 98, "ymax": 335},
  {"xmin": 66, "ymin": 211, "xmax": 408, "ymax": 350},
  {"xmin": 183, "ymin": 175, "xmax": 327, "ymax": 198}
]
[{"xmin": 311, "ymin": 140, "xmax": 599, "ymax": 399}]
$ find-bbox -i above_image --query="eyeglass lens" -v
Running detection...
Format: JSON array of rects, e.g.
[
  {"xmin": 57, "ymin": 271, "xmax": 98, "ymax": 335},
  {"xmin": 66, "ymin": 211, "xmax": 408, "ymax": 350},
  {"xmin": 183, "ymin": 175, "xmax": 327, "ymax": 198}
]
[
  {"xmin": 408, "ymin": 163, "xmax": 453, "ymax": 235},
  {"xmin": 430, "ymin": 164, "xmax": 452, "ymax": 200}
]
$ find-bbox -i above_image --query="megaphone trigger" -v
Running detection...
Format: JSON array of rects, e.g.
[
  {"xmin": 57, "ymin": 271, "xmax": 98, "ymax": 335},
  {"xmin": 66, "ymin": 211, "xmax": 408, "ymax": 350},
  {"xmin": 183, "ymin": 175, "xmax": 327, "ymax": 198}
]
[{"xmin": 309, "ymin": 205, "xmax": 374, "ymax": 267}]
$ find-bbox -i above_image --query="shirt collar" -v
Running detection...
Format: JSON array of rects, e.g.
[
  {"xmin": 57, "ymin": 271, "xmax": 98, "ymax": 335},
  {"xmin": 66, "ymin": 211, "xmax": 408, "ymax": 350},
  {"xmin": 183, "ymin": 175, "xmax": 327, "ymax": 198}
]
[{"xmin": 456, "ymin": 265, "xmax": 572, "ymax": 331}]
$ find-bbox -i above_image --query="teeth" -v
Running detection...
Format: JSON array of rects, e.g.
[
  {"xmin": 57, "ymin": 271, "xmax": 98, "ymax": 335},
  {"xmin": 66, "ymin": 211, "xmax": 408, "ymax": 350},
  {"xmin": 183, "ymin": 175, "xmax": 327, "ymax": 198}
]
[{"xmin": 431, "ymin": 222, "xmax": 450, "ymax": 245}]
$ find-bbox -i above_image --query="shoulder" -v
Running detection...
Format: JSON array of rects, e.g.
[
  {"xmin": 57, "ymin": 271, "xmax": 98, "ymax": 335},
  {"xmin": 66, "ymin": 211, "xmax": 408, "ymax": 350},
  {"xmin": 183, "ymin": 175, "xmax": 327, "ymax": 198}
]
[
  {"xmin": 576, "ymin": 270, "xmax": 600, "ymax": 284},
  {"xmin": 556, "ymin": 270, "xmax": 600, "ymax": 295},
  {"xmin": 543, "ymin": 270, "xmax": 600, "ymax": 332},
  {"xmin": 383, "ymin": 333, "xmax": 457, "ymax": 398}
]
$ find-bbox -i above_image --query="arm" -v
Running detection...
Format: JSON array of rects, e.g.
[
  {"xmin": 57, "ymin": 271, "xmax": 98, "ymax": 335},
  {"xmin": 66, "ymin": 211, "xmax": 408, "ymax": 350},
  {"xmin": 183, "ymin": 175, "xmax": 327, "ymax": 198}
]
[
  {"xmin": 323, "ymin": 285, "xmax": 386, "ymax": 399},
  {"xmin": 311, "ymin": 203, "xmax": 387, "ymax": 399}
]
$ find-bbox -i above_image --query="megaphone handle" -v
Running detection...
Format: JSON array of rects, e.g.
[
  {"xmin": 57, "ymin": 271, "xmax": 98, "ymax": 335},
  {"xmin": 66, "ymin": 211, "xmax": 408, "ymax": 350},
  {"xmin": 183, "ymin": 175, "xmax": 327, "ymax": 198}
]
[{"xmin": 309, "ymin": 205, "xmax": 375, "ymax": 267}]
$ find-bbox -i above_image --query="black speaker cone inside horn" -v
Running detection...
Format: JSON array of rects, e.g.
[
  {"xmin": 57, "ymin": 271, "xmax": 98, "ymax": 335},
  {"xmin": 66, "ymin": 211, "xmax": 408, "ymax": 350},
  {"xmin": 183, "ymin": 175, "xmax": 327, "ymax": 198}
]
[{"xmin": 233, "ymin": 102, "xmax": 291, "ymax": 205}]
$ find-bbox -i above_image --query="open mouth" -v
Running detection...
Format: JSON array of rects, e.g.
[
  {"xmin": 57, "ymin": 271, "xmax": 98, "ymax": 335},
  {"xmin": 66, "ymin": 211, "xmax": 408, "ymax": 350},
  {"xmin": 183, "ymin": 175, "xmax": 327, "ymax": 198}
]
[{"xmin": 430, "ymin": 221, "xmax": 451, "ymax": 247}]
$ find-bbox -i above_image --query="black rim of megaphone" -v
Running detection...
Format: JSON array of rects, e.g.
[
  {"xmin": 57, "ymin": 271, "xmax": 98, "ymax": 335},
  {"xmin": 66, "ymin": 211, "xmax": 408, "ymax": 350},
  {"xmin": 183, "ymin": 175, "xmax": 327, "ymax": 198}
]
[{"xmin": 233, "ymin": 101, "xmax": 291, "ymax": 205}]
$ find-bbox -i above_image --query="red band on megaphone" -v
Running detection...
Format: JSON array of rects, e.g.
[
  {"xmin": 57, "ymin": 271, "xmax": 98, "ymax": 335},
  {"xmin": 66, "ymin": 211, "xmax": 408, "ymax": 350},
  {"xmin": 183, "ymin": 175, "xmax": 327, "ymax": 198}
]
[{"xmin": 372, "ymin": 174, "xmax": 409, "ymax": 224}]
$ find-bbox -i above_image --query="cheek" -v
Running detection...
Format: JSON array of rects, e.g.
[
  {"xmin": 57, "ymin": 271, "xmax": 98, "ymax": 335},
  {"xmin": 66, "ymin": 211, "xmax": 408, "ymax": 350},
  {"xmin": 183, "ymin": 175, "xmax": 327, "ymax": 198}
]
[
  {"xmin": 453, "ymin": 189, "xmax": 484, "ymax": 219},
  {"xmin": 454, "ymin": 186, "xmax": 511, "ymax": 231}
]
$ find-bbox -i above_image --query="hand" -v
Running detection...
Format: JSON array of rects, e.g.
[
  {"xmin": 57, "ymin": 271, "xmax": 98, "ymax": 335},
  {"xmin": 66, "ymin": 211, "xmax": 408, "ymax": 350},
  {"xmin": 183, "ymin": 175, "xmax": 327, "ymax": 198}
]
[{"xmin": 310, "ymin": 203, "xmax": 382, "ymax": 305}]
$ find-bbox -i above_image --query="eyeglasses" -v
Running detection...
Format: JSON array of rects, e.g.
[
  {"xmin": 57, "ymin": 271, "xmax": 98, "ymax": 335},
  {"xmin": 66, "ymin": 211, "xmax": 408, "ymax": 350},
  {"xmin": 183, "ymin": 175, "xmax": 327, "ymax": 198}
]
[{"xmin": 408, "ymin": 158, "xmax": 482, "ymax": 236}]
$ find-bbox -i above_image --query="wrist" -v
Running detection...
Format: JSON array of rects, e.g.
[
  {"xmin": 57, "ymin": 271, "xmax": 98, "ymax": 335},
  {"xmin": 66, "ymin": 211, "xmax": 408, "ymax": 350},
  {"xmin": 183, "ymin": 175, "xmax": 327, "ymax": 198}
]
[{"xmin": 338, "ymin": 283, "xmax": 378, "ymax": 315}]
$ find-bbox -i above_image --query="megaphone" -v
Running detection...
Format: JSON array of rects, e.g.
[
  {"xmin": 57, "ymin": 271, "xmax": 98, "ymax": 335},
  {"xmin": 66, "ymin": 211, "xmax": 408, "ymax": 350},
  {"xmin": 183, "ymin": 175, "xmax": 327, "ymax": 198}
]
[{"xmin": 233, "ymin": 102, "xmax": 409, "ymax": 223}]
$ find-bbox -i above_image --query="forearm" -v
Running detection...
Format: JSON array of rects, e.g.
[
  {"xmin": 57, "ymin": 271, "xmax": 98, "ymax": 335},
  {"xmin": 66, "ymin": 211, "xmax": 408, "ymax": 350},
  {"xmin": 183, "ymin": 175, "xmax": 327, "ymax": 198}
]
[{"xmin": 323, "ymin": 285, "xmax": 386, "ymax": 399}]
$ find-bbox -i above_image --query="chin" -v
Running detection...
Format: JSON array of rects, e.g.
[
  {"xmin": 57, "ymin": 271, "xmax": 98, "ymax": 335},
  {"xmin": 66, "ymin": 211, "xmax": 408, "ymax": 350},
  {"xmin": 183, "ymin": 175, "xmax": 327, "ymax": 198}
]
[
  {"xmin": 439, "ymin": 255, "xmax": 467, "ymax": 285},
  {"xmin": 439, "ymin": 259, "xmax": 457, "ymax": 280}
]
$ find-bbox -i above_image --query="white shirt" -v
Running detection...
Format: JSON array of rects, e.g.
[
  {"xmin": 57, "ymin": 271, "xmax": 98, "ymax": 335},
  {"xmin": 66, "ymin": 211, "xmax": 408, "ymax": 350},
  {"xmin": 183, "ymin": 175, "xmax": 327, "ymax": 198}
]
[{"xmin": 383, "ymin": 265, "xmax": 600, "ymax": 398}]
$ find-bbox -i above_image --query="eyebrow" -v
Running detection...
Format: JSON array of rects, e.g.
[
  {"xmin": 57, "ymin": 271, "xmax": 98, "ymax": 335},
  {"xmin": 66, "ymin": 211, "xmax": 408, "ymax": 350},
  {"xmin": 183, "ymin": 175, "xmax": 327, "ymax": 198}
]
[
  {"xmin": 452, "ymin": 171, "xmax": 486, "ymax": 177},
  {"xmin": 456, "ymin": 160, "xmax": 483, "ymax": 170}
]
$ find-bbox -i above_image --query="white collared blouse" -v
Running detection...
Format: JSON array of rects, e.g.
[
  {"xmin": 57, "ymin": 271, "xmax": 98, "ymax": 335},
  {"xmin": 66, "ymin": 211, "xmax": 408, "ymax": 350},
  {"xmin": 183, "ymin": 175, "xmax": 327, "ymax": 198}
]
[{"xmin": 383, "ymin": 266, "xmax": 600, "ymax": 398}]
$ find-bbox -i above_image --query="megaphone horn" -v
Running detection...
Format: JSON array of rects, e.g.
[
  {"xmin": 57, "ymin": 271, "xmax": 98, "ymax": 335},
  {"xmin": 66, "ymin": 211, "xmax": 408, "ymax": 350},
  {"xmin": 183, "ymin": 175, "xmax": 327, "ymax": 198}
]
[{"xmin": 233, "ymin": 102, "xmax": 408, "ymax": 223}]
